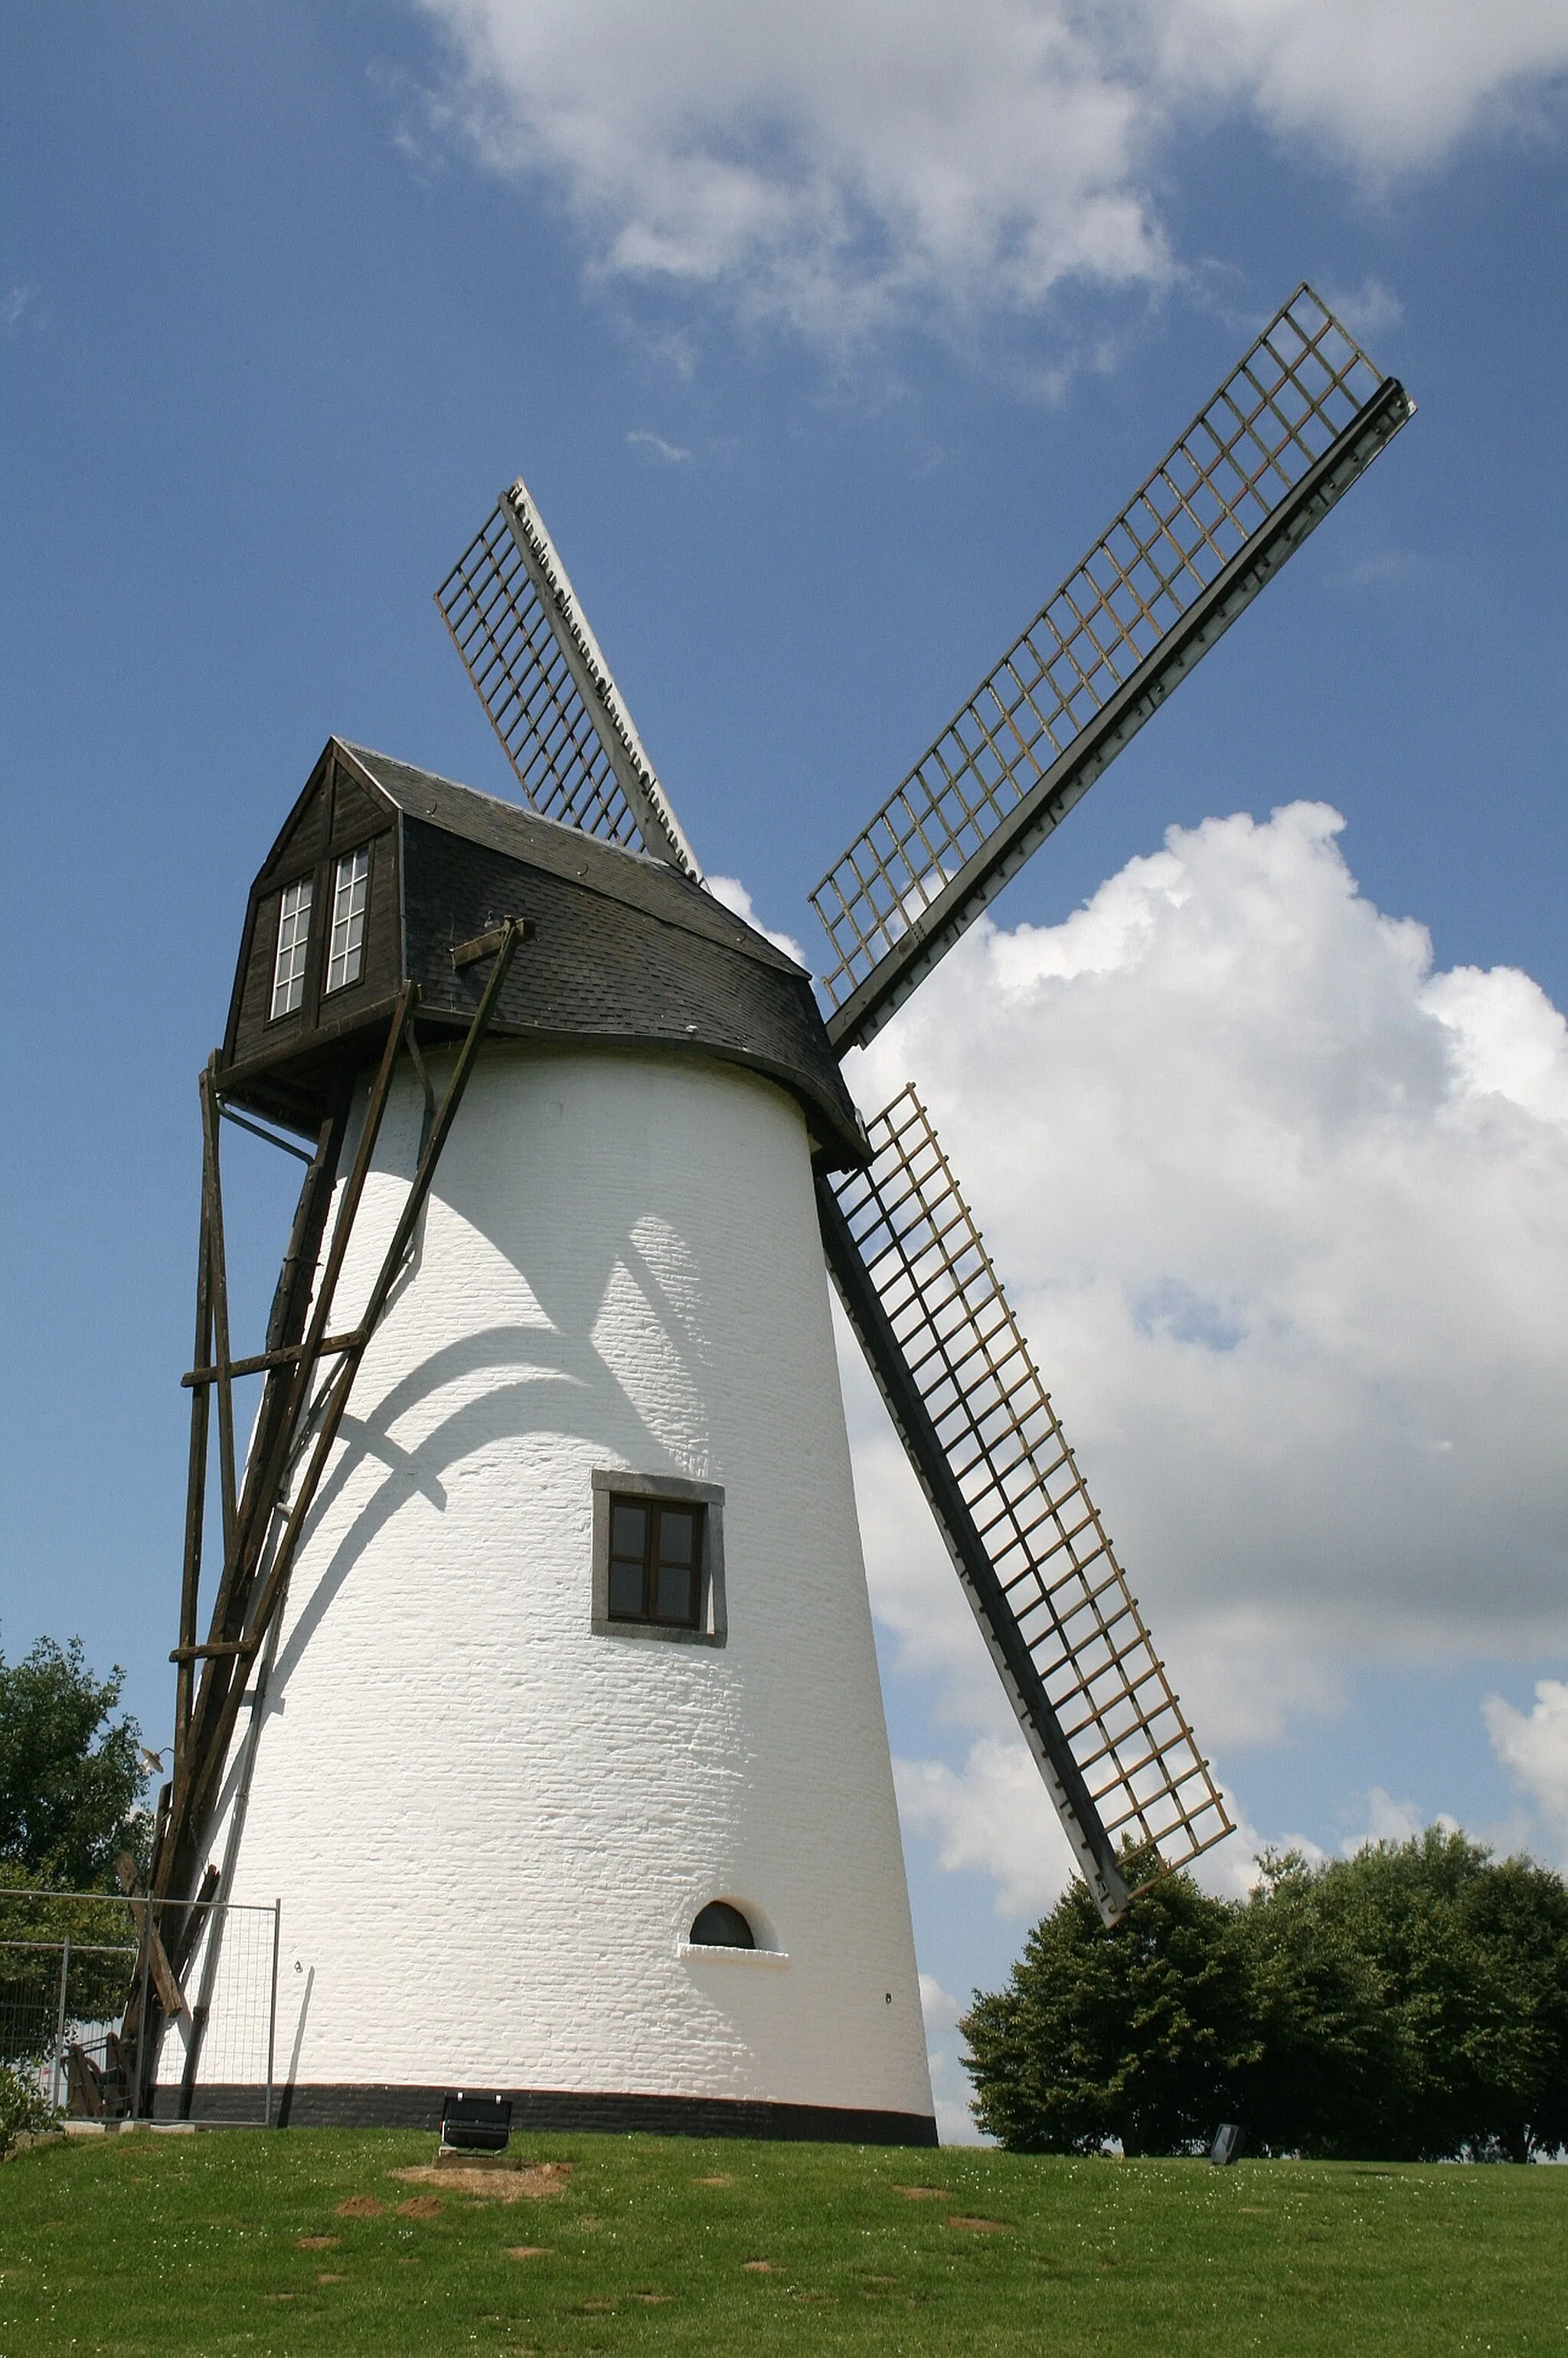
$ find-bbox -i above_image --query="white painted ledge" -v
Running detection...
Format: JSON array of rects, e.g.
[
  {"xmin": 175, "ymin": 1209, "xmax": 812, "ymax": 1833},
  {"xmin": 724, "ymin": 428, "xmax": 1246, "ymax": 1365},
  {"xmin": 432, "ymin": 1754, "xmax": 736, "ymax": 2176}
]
[{"xmin": 678, "ymin": 1941, "xmax": 791, "ymax": 1969}]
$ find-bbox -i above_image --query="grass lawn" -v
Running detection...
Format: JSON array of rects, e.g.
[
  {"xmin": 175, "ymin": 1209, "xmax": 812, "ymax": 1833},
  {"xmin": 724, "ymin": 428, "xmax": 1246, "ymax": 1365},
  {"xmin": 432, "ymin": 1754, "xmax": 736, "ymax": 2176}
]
[{"xmin": 1, "ymin": 2126, "xmax": 1562, "ymax": 2356}]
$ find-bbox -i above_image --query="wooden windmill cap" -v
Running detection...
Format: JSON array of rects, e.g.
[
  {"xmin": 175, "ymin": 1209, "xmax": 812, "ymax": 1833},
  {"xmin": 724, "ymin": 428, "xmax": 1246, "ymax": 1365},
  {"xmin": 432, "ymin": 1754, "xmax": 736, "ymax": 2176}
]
[{"xmin": 217, "ymin": 737, "xmax": 867, "ymax": 1167}]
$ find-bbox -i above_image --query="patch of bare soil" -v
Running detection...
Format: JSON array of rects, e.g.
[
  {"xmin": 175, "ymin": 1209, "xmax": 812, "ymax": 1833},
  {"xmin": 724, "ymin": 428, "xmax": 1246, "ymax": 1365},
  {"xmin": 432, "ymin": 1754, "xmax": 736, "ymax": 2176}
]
[
  {"xmin": 694, "ymin": 2173, "xmax": 733, "ymax": 2186},
  {"xmin": 316, "ymin": 2271, "xmax": 346, "ymax": 2284},
  {"xmin": 893, "ymin": 2185, "xmax": 954, "ymax": 2200},
  {"xmin": 388, "ymin": 2161, "xmax": 573, "ymax": 2203},
  {"xmin": 946, "ymin": 2215, "xmax": 1011, "ymax": 2233},
  {"xmin": 396, "ymin": 2196, "xmax": 443, "ymax": 2219},
  {"xmin": 335, "ymin": 2196, "xmax": 384, "ymax": 2218},
  {"xmin": 296, "ymin": 2235, "xmax": 339, "ymax": 2249},
  {"xmin": 506, "ymin": 2245, "xmax": 553, "ymax": 2260},
  {"xmin": 742, "ymin": 2259, "xmax": 773, "ymax": 2272}
]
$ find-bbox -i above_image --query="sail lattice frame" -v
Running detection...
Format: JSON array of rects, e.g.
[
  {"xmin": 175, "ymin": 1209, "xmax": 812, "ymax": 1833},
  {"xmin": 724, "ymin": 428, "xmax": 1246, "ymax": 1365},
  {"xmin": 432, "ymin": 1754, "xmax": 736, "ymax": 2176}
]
[
  {"xmin": 437, "ymin": 500, "xmax": 642, "ymax": 847},
  {"xmin": 436, "ymin": 482, "xmax": 700, "ymax": 876},
  {"xmin": 812, "ymin": 286, "xmax": 1408, "ymax": 1040},
  {"xmin": 832, "ymin": 1086, "xmax": 1231, "ymax": 1890}
]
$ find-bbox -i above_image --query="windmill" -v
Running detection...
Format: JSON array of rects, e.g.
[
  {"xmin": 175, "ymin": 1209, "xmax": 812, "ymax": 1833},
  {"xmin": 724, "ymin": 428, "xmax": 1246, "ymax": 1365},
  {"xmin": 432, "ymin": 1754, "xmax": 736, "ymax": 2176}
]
[{"xmin": 130, "ymin": 286, "xmax": 1413, "ymax": 2136}]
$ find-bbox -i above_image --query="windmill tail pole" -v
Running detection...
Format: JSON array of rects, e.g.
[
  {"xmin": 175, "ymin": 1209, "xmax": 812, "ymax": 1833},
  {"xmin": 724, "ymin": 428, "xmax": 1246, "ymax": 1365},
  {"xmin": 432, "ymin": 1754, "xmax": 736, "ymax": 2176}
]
[{"xmin": 130, "ymin": 924, "xmax": 525, "ymax": 2111}]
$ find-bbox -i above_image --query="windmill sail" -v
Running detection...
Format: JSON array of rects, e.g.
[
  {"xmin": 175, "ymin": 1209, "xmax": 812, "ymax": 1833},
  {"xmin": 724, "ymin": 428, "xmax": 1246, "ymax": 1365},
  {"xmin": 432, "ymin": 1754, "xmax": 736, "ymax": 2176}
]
[
  {"xmin": 813, "ymin": 286, "xmax": 1414, "ymax": 1052},
  {"xmin": 436, "ymin": 476, "xmax": 703, "ymax": 878},
  {"xmin": 819, "ymin": 1086, "xmax": 1230, "ymax": 1925}
]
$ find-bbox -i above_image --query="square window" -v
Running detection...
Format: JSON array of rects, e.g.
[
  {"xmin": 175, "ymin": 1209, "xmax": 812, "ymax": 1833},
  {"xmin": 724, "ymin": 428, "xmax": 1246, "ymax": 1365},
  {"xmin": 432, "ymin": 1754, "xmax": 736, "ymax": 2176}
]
[
  {"xmin": 592, "ymin": 1473, "xmax": 725, "ymax": 1645},
  {"xmin": 270, "ymin": 877, "xmax": 313, "ymax": 1019}
]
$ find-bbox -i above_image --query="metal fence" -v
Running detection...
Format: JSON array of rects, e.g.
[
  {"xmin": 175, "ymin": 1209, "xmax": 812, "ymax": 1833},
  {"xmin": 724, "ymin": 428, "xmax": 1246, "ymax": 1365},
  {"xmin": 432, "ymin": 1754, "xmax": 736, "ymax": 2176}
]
[{"xmin": 0, "ymin": 1889, "xmax": 280, "ymax": 2126}]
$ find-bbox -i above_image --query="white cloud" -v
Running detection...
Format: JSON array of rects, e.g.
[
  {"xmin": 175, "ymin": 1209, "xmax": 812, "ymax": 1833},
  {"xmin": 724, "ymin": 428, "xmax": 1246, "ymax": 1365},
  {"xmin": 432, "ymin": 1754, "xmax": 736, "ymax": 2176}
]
[
  {"xmin": 626, "ymin": 429, "xmax": 691, "ymax": 463},
  {"xmin": 836, "ymin": 801, "xmax": 1568, "ymax": 1912},
  {"xmin": 896, "ymin": 1739, "xmax": 1077, "ymax": 1921},
  {"xmin": 1485, "ymin": 1680, "xmax": 1568, "ymax": 1866},
  {"xmin": 413, "ymin": 2, "xmax": 1568, "ymax": 341}
]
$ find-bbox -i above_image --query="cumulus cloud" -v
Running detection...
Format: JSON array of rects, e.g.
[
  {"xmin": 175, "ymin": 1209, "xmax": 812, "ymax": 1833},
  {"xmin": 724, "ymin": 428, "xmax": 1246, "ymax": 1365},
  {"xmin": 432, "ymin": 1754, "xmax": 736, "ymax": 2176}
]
[
  {"xmin": 413, "ymin": 1, "xmax": 1568, "ymax": 339},
  {"xmin": 626, "ymin": 429, "xmax": 691, "ymax": 463},
  {"xmin": 1485, "ymin": 1680, "xmax": 1568, "ymax": 1866},
  {"xmin": 841, "ymin": 802, "xmax": 1568, "ymax": 1912}
]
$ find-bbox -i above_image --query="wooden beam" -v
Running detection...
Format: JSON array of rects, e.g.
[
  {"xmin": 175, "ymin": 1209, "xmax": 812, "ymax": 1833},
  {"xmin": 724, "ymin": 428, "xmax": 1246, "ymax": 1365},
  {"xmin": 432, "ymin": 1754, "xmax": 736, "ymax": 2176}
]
[
  {"xmin": 179, "ymin": 930, "xmax": 526, "ymax": 1863},
  {"xmin": 116, "ymin": 1856, "xmax": 185, "ymax": 2024},
  {"xmin": 452, "ymin": 916, "xmax": 534, "ymax": 970},
  {"xmin": 181, "ymin": 1329, "xmax": 364, "ymax": 1388},
  {"xmin": 175, "ymin": 1146, "xmax": 214, "ymax": 1749},
  {"xmin": 198, "ymin": 1060, "xmax": 238, "ymax": 1564},
  {"xmin": 157, "ymin": 989, "xmax": 416, "ymax": 1908}
]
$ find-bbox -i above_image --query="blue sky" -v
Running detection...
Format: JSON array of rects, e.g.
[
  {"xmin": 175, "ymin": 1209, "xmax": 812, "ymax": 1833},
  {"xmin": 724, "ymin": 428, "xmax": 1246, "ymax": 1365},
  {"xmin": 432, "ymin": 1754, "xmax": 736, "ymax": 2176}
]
[{"xmin": 4, "ymin": 4, "xmax": 1567, "ymax": 2131}]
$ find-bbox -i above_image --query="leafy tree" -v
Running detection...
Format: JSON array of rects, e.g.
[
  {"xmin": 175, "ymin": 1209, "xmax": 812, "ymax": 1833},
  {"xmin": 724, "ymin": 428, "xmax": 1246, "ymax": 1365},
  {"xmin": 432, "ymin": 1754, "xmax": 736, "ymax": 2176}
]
[
  {"xmin": 963, "ymin": 1830, "xmax": 1568, "ymax": 2162},
  {"xmin": 961, "ymin": 1863, "xmax": 1258, "ymax": 2154},
  {"xmin": 0, "ymin": 1635, "xmax": 149, "ymax": 1890},
  {"xmin": 1230, "ymin": 1848, "xmax": 1413, "ymax": 2158},
  {"xmin": 0, "ymin": 1637, "xmax": 151, "ymax": 2069},
  {"xmin": 1305, "ymin": 1832, "xmax": 1568, "ymax": 2161}
]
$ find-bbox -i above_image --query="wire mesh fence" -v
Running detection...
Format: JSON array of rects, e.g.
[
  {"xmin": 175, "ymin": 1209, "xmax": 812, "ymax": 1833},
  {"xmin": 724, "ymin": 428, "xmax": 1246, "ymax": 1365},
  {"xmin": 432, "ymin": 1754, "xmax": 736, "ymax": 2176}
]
[
  {"xmin": 1, "ymin": 1927, "xmax": 136, "ymax": 2111},
  {"xmin": 0, "ymin": 1889, "xmax": 280, "ymax": 2125}
]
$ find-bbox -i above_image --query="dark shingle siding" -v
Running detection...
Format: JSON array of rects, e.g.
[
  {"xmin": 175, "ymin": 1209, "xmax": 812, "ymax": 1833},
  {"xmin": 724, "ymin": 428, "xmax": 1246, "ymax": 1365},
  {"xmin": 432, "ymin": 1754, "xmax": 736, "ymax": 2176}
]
[
  {"xmin": 342, "ymin": 742, "xmax": 803, "ymax": 978},
  {"xmin": 224, "ymin": 737, "xmax": 865, "ymax": 1166},
  {"xmin": 400, "ymin": 816, "xmax": 864, "ymax": 1164}
]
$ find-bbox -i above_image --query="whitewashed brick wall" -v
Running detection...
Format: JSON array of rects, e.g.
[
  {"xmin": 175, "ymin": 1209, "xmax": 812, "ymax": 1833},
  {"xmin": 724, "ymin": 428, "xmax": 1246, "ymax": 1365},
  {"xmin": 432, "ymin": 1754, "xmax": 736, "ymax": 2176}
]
[{"xmin": 166, "ymin": 1045, "xmax": 933, "ymax": 2122}]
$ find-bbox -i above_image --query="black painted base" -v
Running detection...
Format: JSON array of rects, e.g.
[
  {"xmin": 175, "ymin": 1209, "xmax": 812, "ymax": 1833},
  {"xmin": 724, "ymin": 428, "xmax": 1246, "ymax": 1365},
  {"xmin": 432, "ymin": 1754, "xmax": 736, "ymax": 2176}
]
[{"xmin": 152, "ymin": 2082, "xmax": 939, "ymax": 2144}]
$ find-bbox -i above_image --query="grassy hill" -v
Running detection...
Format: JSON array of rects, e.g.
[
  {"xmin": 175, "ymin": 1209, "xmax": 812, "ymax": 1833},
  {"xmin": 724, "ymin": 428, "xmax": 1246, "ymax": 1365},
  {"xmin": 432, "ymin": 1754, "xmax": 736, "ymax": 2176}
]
[{"xmin": 2, "ymin": 2125, "xmax": 1563, "ymax": 2356}]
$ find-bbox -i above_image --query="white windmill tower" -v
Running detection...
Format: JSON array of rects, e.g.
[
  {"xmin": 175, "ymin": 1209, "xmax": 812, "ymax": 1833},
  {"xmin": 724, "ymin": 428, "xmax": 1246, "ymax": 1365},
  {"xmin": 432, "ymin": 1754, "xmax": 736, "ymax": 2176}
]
[{"xmin": 130, "ymin": 288, "xmax": 1413, "ymax": 2137}]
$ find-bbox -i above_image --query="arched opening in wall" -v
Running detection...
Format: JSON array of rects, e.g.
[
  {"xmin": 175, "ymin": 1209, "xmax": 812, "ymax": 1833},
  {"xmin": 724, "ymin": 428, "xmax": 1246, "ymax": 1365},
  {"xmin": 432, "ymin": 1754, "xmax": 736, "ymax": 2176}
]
[{"xmin": 689, "ymin": 1902, "xmax": 755, "ymax": 1950}]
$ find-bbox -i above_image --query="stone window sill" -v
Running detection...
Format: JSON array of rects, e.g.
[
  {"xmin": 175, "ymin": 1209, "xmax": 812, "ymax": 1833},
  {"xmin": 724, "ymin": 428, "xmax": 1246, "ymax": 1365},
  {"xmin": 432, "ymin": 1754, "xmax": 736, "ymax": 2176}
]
[{"xmin": 678, "ymin": 1942, "xmax": 790, "ymax": 1969}]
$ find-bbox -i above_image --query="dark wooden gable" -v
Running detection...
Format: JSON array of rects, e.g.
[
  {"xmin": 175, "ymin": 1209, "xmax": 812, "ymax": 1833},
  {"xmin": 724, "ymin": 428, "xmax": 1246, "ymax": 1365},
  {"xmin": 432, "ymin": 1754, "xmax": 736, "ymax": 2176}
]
[
  {"xmin": 222, "ymin": 741, "xmax": 403, "ymax": 1127},
  {"xmin": 219, "ymin": 738, "xmax": 867, "ymax": 1164}
]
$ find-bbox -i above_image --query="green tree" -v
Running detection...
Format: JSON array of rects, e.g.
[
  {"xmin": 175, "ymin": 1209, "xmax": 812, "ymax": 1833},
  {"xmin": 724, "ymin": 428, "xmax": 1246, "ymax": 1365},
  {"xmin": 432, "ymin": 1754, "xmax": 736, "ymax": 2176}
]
[
  {"xmin": 1230, "ymin": 1848, "xmax": 1412, "ymax": 2158},
  {"xmin": 0, "ymin": 1635, "xmax": 149, "ymax": 1889},
  {"xmin": 1308, "ymin": 1831, "xmax": 1568, "ymax": 2161},
  {"xmin": 964, "ymin": 1832, "xmax": 1568, "ymax": 2162},
  {"xmin": 961, "ymin": 1865, "xmax": 1258, "ymax": 2154}
]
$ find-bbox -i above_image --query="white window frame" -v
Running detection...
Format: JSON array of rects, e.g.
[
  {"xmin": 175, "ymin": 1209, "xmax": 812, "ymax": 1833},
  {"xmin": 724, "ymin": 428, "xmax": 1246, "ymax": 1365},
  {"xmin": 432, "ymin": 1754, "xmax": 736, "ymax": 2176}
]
[
  {"xmin": 324, "ymin": 845, "xmax": 371, "ymax": 996},
  {"xmin": 270, "ymin": 876, "xmax": 313, "ymax": 1019}
]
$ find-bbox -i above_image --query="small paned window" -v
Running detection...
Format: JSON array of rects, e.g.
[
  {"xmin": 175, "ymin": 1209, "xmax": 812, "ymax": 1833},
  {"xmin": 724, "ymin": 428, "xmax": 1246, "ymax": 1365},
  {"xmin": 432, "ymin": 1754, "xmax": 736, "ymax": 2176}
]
[
  {"xmin": 270, "ymin": 877, "xmax": 313, "ymax": 1019},
  {"xmin": 325, "ymin": 846, "xmax": 370, "ymax": 995},
  {"xmin": 607, "ymin": 1496, "xmax": 704, "ymax": 1630},
  {"xmin": 590, "ymin": 1472, "xmax": 725, "ymax": 1645}
]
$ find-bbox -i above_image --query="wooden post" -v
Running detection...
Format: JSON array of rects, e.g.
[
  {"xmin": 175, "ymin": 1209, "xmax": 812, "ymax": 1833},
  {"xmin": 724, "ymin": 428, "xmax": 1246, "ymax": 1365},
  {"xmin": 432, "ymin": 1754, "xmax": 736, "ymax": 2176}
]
[
  {"xmin": 199, "ymin": 1059, "xmax": 238, "ymax": 1565},
  {"xmin": 175, "ymin": 1138, "xmax": 214, "ymax": 1751}
]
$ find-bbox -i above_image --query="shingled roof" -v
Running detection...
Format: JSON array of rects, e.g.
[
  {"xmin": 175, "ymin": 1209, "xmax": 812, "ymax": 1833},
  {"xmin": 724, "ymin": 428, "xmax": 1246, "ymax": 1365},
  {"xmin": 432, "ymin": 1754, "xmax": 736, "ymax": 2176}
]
[{"xmin": 220, "ymin": 737, "xmax": 867, "ymax": 1168}]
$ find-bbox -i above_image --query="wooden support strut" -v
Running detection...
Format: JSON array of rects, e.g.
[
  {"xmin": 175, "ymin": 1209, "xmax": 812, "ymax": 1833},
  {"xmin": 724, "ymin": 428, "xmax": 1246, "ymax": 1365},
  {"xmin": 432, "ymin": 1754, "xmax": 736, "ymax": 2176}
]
[
  {"xmin": 151, "ymin": 924, "xmax": 526, "ymax": 1953},
  {"xmin": 199, "ymin": 1060, "xmax": 239, "ymax": 1565},
  {"xmin": 160, "ymin": 986, "xmax": 416, "ymax": 1889},
  {"xmin": 175, "ymin": 1159, "xmax": 214, "ymax": 1748},
  {"xmin": 180, "ymin": 1330, "xmax": 365, "ymax": 1388}
]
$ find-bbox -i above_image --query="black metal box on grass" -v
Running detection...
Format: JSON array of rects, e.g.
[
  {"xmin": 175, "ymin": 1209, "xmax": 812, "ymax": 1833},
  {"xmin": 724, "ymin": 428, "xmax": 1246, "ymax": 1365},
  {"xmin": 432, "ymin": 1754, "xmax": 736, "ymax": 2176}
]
[{"xmin": 441, "ymin": 2091, "xmax": 512, "ymax": 2153}]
